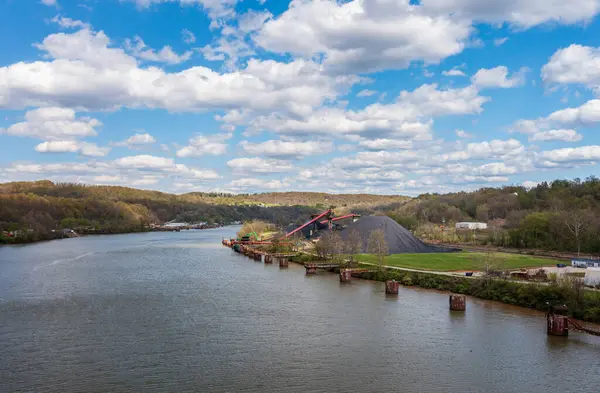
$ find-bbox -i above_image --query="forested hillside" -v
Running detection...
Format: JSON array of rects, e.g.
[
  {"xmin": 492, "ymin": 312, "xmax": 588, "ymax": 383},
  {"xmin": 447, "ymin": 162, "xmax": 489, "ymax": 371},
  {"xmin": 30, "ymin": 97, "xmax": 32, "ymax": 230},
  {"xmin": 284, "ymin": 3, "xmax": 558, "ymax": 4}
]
[
  {"xmin": 0, "ymin": 181, "xmax": 404, "ymax": 243},
  {"xmin": 389, "ymin": 176, "xmax": 600, "ymax": 254}
]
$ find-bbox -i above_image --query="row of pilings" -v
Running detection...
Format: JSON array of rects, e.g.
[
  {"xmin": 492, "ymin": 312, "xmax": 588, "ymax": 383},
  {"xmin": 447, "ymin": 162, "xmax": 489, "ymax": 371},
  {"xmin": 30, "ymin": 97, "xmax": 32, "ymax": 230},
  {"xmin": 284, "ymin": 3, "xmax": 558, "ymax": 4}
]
[
  {"xmin": 222, "ymin": 238, "xmax": 468, "ymax": 313},
  {"xmin": 221, "ymin": 239, "xmax": 292, "ymax": 268}
]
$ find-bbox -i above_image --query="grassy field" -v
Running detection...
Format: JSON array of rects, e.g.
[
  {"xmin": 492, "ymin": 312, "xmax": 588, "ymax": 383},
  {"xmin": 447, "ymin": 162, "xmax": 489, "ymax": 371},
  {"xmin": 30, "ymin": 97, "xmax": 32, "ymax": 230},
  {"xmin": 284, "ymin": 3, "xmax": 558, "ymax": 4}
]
[{"xmin": 355, "ymin": 252, "xmax": 558, "ymax": 272}]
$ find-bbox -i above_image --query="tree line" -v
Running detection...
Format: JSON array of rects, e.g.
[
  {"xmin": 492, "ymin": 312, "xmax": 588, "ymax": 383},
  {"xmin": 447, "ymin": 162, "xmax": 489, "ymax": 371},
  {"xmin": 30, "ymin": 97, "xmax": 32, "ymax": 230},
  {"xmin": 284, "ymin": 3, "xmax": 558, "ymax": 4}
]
[{"xmin": 388, "ymin": 176, "xmax": 600, "ymax": 254}]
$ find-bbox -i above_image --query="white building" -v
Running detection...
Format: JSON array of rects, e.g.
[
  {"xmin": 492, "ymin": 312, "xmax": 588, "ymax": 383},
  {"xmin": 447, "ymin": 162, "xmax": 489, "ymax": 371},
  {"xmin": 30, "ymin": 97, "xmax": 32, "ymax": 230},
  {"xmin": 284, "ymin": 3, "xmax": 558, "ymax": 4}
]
[
  {"xmin": 455, "ymin": 222, "xmax": 488, "ymax": 230},
  {"xmin": 584, "ymin": 268, "xmax": 600, "ymax": 287}
]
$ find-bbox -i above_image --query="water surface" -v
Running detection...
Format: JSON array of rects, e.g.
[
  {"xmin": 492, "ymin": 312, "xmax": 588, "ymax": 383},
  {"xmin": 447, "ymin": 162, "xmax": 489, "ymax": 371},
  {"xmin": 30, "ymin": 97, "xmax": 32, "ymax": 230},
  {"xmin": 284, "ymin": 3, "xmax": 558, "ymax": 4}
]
[{"xmin": 1, "ymin": 228, "xmax": 599, "ymax": 393}]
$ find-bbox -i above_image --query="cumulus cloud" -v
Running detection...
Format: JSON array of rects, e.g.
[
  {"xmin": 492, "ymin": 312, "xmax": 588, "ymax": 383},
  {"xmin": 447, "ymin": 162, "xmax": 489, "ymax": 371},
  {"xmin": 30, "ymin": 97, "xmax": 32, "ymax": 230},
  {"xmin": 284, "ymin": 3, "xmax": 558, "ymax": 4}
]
[
  {"xmin": 240, "ymin": 139, "xmax": 332, "ymax": 158},
  {"xmin": 0, "ymin": 107, "xmax": 102, "ymax": 141},
  {"xmin": 2, "ymin": 155, "xmax": 220, "ymax": 185},
  {"xmin": 542, "ymin": 44, "xmax": 600, "ymax": 90},
  {"xmin": 227, "ymin": 157, "xmax": 293, "ymax": 174},
  {"xmin": 420, "ymin": 0, "xmax": 600, "ymax": 28},
  {"xmin": 471, "ymin": 66, "xmax": 528, "ymax": 88},
  {"xmin": 358, "ymin": 139, "xmax": 413, "ymax": 150},
  {"xmin": 442, "ymin": 68, "xmax": 466, "ymax": 77},
  {"xmin": 114, "ymin": 132, "xmax": 156, "ymax": 148},
  {"xmin": 255, "ymin": 0, "xmax": 472, "ymax": 74},
  {"xmin": 442, "ymin": 139, "xmax": 525, "ymax": 161},
  {"xmin": 0, "ymin": 28, "xmax": 351, "ymax": 117},
  {"xmin": 125, "ymin": 36, "xmax": 193, "ymax": 64},
  {"xmin": 247, "ymin": 84, "xmax": 487, "ymax": 140},
  {"xmin": 176, "ymin": 133, "xmax": 231, "ymax": 157},
  {"xmin": 35, "ymin": 141, "xmax": 110, "ymax": 157},
  {"xmin": 529, "ymin": 129, "xmax": 582, "ymax": 142}
]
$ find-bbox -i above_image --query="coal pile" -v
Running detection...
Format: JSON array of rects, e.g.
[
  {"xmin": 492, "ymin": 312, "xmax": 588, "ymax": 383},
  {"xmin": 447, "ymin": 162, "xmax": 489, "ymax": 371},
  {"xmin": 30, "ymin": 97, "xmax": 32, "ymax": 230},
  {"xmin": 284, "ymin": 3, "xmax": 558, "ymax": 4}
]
[{"xmin": 339, "ymin": 216, "xmax": 459, "ymax": 254}]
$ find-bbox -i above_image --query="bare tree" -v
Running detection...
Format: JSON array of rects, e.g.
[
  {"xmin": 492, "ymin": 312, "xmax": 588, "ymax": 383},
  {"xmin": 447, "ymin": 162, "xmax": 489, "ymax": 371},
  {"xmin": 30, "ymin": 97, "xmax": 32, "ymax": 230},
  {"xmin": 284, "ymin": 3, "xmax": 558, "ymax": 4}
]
[
  {"xmin": 562, "ymin": 210, "xmax": 591, "ymax": 256},
  {"xmin": 368, "ymin": 229, "xmax": 388, "ymax": 266},
  {"xmin": 328, "ymin": 231, "xmax": 344, "ymax": 261},
  {"xmin": 475, "ymin": 252, "xmax": 504, "ymax": 277},
  {"xmin": 345, "ymin": 229, "xmax": 363, "ymax": 264}
]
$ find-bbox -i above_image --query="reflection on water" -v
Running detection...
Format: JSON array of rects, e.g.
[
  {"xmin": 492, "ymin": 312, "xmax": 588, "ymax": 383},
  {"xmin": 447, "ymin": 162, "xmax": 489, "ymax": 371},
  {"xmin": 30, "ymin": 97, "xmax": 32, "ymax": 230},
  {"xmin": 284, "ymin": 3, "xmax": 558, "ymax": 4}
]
[{"xmin": 1, "ymin": 228, "xmax": 599, "ymax": 393}]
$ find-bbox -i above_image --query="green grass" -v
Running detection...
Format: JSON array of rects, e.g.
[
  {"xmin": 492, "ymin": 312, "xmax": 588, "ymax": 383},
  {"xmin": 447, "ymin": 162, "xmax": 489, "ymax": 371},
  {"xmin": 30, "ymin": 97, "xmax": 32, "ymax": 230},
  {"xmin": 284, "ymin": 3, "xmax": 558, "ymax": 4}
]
[{"xmin": 355, "ymin": 252, "xmax": 558, "ymax": 272}]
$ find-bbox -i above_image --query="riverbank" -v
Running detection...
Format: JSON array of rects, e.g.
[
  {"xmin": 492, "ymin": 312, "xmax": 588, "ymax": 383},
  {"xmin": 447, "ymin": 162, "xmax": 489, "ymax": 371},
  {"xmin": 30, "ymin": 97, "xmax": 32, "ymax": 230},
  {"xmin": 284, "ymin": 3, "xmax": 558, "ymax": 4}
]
[{"xmin": 355, "ymin": 268, "xmax": 600, "ymax": 324}]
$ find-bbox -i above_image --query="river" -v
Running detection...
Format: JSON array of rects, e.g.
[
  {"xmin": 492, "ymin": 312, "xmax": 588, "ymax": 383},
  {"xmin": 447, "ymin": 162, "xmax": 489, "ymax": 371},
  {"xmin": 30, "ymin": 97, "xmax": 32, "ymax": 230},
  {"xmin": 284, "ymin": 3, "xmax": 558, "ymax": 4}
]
[{"xmin": 1, "ymin": 227, "xmax": 598, "ymax": 393}]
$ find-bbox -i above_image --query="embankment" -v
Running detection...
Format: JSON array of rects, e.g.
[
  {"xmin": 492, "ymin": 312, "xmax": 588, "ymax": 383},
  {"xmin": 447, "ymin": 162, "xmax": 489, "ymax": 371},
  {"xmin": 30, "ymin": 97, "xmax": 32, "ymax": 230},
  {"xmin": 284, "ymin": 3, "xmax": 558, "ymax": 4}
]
[{"xmin": 357, "ymin": 269, "xmax": 600, "ymax": 324}]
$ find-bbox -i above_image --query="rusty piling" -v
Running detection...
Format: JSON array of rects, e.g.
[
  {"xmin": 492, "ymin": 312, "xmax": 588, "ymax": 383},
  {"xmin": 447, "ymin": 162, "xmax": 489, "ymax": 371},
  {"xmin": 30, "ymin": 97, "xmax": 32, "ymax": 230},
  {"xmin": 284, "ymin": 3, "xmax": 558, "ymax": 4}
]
[
  {"xmin": 449, "ymin": 294, "xmax": 466, "ymax": 311},
  {"xmin": 339, "ymin": 269, "xmax": 352, "ymax": 283},
  {"xmin": 385, "ymin": 280, "xmax": 399, "ymax": 295}
]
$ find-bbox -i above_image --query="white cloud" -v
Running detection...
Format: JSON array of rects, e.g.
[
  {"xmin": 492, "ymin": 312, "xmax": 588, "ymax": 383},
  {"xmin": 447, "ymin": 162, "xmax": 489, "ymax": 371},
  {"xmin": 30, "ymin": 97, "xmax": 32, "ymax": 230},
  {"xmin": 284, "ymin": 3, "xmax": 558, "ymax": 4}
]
[
  {"xmin": 117, "ymin": 133, "xmax": 156, "ymax": 147},
  {"xmin": 542, "ymin": 44, "xmax": 600, "ymax": 90},
  {"xmin": 546, "ymin": 99, "xmax": 600, "ymax": 125},
  {"xmin": 125, "ymin": 36, "xmax": 193, "ymax": 64},
  {"xmin": 442, "ymin": 139, "xmax": 525, "ymax": 161},
  {"xmin": 442, "ymin": 68, "xmax": 466, "ymax": 77},
  {"xmin": 0, "ymin": 108, "xmax": 102, "ymax": 140},
  {"xmin": 230, "ymin": 178, "xmax": 287, "ymax": 190},
  {"xmin": 227, "ymin": 157, "xmax": 293, "ymax": 173},
  {"xmin": 238, "ymin": 10, "xmax": 273, "ymax": 33},
  {"xmin": 34, "ymin": 141, "xmax": 110, "ymax": 157},
  {"xmin": 538, "ymin": 145, "xmax": 600, "ymax": 163},
  {"xmin": 420, "ymin": 0, "xmax": 600, "ymax": 28},
  {"xmin": 41, "ymin": 0, "xmax": 57, "ymax": 6},
  {"xmin": 248, "ymin": 84, "xmax": 487, "ymax": 140},
  {"xmin": 530, "ymin": 129, "xmax": 582, "ymax": 142},
  {"xmin": 125, "ymin": 0, "xmax": 238, "ymax": 20},
  {"xmin": 0, "ymin": 29, "xmax": 349, "ymax": 117},
  {"xmin": 181, "ymin": 29, "xmax": 196, "ymax": 44},
  {"xmin": 471, "ymin": 66, "xmax": 528, "ymax": 88},
  {"xmin": 176, "ymin": 133, "xmax": 231, "ymax": 157},
  {"xmin": 255, "ymin": 0, "xmax": 472, "ymax": 74},
  {"xmin": 455, "ymin": 129, "xmax": 472, "ymax": 138},
  {"xmin": 114, "ymin": 154, "xmax": 175, "ymax": 169},
  {"xmin": 50, "ymin": 15, "xmax": 90, "ymax": 29},
  {"xmin": 357, "ymin": 89, "xmax": 377, "ymax": 97},
  {"xmin": 34, "ymin": 140, "xmax": 79, "ymax": 154},
  {"xmin": 240, "ymin": 140, "xmax": 332, "ymax": 158},
  {"xmin": 358, "ymin": 139, "xmax": 413, "ymax": 150},
  {"xmin": 494, "ymin": 37, "xmax": 508, "ymax": 46}
]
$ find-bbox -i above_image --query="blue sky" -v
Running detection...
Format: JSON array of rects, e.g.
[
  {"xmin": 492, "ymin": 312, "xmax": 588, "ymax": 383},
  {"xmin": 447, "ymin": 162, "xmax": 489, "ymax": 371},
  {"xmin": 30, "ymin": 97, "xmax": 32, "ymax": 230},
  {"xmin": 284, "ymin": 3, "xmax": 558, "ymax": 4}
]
[{"xmin": 1, "ymin": 0, "xmax": 600, "ymax": 195}]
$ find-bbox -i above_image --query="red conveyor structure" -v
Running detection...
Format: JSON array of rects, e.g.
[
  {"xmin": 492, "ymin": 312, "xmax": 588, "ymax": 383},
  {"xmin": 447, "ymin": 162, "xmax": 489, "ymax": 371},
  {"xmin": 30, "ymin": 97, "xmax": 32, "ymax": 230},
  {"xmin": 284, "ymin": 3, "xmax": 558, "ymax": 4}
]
[
  {"xmin": 283, "ymin": 209, "xmax": 333, "ymax": 238},
  {"xmin": 319, "ymin": 214, "xmax": 360, "ymax": 225}
]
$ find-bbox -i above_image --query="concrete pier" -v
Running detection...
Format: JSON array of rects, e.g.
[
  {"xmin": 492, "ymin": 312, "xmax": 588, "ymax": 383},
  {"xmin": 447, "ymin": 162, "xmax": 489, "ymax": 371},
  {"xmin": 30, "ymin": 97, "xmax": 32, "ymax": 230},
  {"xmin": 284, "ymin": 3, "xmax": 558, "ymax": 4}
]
[
  {"xmin": 385, "ymin": 280, "xmax": 399, "ymax": 294},
  {"xmin": 279, "ymin": 258, "xmax": 289, "ymax": 268},
  {"xmin": 449, "ymin": 294, "xmax": 466, "ymax": 311},
  {"xmin": 339, "ymin": 269, "xmax": 352, "ymax": 283},
  {"xmin": 547, "ymin": 314, "xmax": 569, "ymax": 336},
  {"xmin": 305, "ymin": 264, "xmax": 317, "ymax": 275}
]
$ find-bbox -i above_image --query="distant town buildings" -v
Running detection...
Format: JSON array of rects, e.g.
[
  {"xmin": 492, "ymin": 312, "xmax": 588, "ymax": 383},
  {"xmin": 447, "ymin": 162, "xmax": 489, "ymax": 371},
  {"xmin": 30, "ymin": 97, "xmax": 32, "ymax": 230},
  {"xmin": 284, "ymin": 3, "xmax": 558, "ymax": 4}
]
[{"xmin": 455, "ymin": 222, "xmax": 488, "ymax": 230}]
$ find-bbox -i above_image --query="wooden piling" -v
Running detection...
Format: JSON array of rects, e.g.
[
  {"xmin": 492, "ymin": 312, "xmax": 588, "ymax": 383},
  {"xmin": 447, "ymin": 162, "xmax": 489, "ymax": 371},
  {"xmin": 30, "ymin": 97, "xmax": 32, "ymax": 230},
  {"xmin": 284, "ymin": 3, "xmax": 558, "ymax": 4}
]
[
  {"xmin": 449, "ymin": 294, "xmax": 466, "ymax": 311},
  {"xmin": 279, "ymin": 258, "xmax": 288, "ymax": 268}
]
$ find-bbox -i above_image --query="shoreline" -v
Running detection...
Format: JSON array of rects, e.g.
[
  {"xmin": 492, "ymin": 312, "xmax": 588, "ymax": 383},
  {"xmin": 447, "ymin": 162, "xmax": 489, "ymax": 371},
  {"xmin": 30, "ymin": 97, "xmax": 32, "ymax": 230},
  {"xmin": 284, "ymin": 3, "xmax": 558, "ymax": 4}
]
[{"xmin": 285, "ymin": 255, "xmax": 600, "ymax": 325}]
